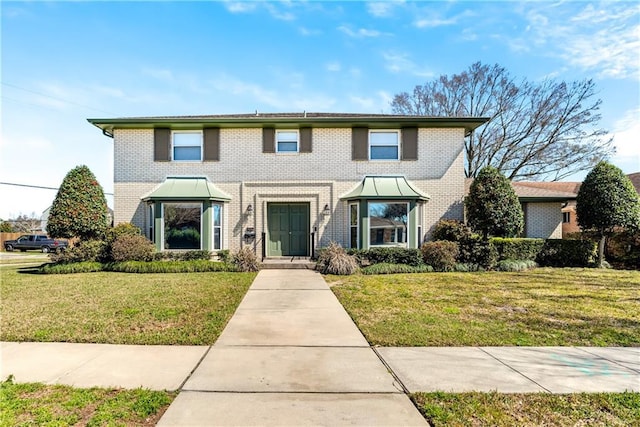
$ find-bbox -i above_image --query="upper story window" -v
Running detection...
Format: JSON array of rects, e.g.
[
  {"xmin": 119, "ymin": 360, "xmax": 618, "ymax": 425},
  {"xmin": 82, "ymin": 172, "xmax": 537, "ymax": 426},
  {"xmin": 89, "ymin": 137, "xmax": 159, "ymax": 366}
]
[
  {"xmin": 276, "ymin": 130, "xmax": 299, "ymax": 153},
  {"xmin": 173, "ymin": 131, "xmax": 203, "ymax": 161},
  {"xmin": 369, "ymin": 130, "xmax": 400, "ymax": 160}
]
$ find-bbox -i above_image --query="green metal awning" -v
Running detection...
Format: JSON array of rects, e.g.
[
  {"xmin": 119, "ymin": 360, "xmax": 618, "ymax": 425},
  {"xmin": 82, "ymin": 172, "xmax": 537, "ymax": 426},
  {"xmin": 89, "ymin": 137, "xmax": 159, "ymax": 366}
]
[
  {"xmin": 142, "ymin": 177, "xmax": 231, "ymax": 202},
  {"xmin": 341, "ymin": 176, "xmax": 430, "ymax": 201}
]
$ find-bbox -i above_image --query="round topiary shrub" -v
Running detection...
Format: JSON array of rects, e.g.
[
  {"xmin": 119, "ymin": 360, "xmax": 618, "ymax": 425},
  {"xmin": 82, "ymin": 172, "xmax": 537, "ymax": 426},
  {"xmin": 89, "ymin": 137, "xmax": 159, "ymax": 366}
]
[
  {"xmin": 111, "ymin": 234, "xmax": 155, "ymax": 262},
  {"xmin": 421, "ymin": 241, "xmax": 459, "ymax": 272}
]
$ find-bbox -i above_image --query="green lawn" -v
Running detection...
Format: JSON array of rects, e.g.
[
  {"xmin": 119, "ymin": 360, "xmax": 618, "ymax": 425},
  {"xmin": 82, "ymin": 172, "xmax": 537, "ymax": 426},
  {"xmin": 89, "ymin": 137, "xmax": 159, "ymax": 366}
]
[
  {"xmin": 0, "ymin": 267, "xmax": 256, "ymax": 345},
  {"xmin": 413, "ymin": 391, "xmax": 640, "ymax": 427},
  {"xmin": 329, "ymin": 268, "xmax": 640, "ymax": 346},
  {"xmin": 0, "ymin": 377, "xmax": 174, "ymax": 427}
]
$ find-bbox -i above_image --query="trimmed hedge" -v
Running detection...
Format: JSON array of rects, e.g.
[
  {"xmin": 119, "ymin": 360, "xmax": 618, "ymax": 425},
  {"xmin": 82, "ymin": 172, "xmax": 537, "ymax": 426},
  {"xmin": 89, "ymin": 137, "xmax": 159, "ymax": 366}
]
[
  {"xmin": 491, "ymin": 238, "xmax": 545, "ymax": 262},
  {"xmin": 347, "ymin": 247, "xmax": 423, "ymax": 267},
  {"xmin": 458, "ymin": 236, "xmax": 498, "ymax": 270},
  {"xmin": 108, "ymin": 260, "xmax": 234, "ymax": 273},
  {"xmin": 536, "ymin": 239, "xmax": 597, "ymax": 267},
  {"xmin": 496, "ymin": 259, "xmax": 538, "ymax": 272},
  {"xmin": 40, "ymin": 261, "xmax": 105, "ymax": 274},
  {"xmin": 361, "ymin": 263, "xmax": 433, "ymax": 275},
  {"xmin": 38, "ymin": 260, "xmax": 235, "ymax": 274}
]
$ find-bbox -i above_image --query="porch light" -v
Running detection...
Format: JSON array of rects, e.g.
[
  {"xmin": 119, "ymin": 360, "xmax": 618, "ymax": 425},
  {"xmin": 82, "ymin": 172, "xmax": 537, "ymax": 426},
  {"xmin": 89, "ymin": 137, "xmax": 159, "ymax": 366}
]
[
  {"xmin": 246, "ymin": 204, "xmax": 253, "ymax": 214},
  {"xmin": 322, "ymin": 204, "xmax": 331, "ymax": 214}
]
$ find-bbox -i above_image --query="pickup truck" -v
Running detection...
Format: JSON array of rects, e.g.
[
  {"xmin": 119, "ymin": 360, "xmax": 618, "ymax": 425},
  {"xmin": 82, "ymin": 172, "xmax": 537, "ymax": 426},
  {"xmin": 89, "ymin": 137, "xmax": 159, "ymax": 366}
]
[{"xmin": 4, "ymin": 234, "xmax": 68, "ymax": 253}]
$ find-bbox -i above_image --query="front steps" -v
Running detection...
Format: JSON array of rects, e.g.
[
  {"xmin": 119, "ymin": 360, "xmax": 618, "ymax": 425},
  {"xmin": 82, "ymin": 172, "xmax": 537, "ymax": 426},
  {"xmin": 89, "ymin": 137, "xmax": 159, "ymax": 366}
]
[{"xmin": 260, "ymin": 257, "xmax": 316, "ymax": 270}]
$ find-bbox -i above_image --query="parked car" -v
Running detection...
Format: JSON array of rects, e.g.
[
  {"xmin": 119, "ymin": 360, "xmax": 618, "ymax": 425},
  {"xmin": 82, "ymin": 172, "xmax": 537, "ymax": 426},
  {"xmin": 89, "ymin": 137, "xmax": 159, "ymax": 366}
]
[{"xmin": 3, "ymin": 234, "xmax": 68, "ymax": 253}]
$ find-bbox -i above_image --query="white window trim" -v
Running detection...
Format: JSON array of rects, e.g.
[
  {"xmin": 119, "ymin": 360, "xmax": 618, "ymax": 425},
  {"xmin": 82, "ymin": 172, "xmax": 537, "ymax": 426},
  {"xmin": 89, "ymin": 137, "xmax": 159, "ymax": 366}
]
[
  {"xmin": 349, "ymin": 202, "xmax": 359, "ymax": 249},
  {"xmin": 369, "ymin": 129, "xmax": 401, "ymax": 161},
  {"xmin": 161, "ymin": 202, "xmax": 203, "ymax": 251},
  {"xmin": 275, "ymin": 129, "xmax": 300, "ymax": 154},
  {"xmin": 172, "ymin": 130, "xmax": 203, "ymax": 162},
  {"xmin": 367, "ymin": 200, "xmax": 410, "ymax": 248},
  {"xmin": 212, "ymin": 203, "xmax": 223, "ymax": 251}
]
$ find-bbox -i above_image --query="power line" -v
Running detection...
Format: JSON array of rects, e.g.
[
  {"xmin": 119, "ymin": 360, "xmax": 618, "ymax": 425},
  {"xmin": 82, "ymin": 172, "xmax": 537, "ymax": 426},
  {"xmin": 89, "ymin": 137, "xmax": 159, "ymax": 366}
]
[
  {"xmin": 0, "ymin": 182, "xmax": 114, "ymax": 196},
  {"xmin": 1, "ymin": 82, "xmax": 118, "ymax": 116}
]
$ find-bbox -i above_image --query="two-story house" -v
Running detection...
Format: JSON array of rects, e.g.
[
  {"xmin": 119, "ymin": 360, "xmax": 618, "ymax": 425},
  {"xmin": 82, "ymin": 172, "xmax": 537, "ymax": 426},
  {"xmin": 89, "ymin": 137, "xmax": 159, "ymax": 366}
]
[{"xmin": 88, "ymin": 113, "xmax": 487, "ymax": 259}]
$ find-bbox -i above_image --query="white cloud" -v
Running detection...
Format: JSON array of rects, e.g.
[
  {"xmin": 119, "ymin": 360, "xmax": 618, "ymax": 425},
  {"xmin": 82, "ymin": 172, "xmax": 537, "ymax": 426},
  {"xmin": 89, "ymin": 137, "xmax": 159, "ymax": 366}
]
[
  {"xmin": 382, "ymin": 51, "xmax": 434, "ymax": 78},
  {"xmin": 326, "ymin": 62, "xmax": 341, "ymax": 72},
  {"xmin": 366, "ymin": 1, "xmax": 404, "ymax": 18},
  {"xmin": 299, "ymin": 26, "xmax": 322, "ymax": 36},
  {"xmin": 223, "ymin": 2, "xmax": 257, "ymax": 14},
  {"xmin": 338, "ymin": 25, "xmax": 386, "ymax": 38},
  {"xmin": 611, "ymin": 108, "xmax": 640, "ymax": 173},
  {"xmin": 414, "ymin": 9, "xmax": 474, "ymax": 29},
  {"xmin": 208, "ymin": 73, "xmax": 336, "ymax": 112},
  {"xmin": 515, "ymin": 2, "xmax": 640, "ymax": 79}
]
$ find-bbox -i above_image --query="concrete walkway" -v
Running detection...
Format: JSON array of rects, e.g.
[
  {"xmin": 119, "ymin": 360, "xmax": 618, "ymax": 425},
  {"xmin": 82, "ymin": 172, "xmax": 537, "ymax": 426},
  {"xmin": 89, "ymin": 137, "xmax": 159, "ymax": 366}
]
[
  {"xmin": 158, "ymin": 269, "xmax": 427, "ymax": 426},
  {"xmin": 1, "ymin": 269, "xmax": 639, "ymax": 425}
]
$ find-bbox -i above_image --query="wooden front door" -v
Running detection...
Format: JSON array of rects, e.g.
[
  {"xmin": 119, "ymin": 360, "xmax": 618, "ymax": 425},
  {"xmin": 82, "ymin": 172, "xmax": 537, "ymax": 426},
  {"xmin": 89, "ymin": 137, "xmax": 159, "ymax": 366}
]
[{"xmin": 267, "ymin": 203, "xmax": 309, "ymax": 256}]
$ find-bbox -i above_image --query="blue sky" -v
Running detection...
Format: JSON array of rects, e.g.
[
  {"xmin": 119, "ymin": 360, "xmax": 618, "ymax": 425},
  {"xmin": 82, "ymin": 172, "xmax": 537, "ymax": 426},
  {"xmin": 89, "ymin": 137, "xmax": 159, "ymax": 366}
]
[{"xmin": 1, "ymin": 0, "xmax": 639, "ymax": 220}]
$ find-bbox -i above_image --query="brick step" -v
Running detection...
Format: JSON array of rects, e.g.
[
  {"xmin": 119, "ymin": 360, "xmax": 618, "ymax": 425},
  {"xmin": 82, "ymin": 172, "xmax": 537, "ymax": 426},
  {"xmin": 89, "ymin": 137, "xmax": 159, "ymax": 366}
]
[{"xmin": 260, "ymin": 258, "xmax": 316, "ymax": 270}]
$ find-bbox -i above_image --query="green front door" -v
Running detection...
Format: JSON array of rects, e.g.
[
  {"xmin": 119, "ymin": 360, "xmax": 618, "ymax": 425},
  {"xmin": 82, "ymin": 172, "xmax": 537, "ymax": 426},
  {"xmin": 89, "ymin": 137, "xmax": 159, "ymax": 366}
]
[{"xmin": 267, "ymin": 203, "xmax": 309, "ymax": 256}]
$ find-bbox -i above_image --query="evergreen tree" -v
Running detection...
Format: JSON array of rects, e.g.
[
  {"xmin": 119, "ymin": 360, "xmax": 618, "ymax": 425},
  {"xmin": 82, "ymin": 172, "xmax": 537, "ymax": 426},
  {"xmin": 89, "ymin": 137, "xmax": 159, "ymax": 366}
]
[
  {"xmin": 47, "ymin": 165, "xmax": 109, "ymax": 240},
  {"xmin": 576, "ymin": 161, "xmax": 640, "ymax": 267},
  {"xmin": 465, "ymin": 166, "xmax": 524, "ymax": 239}
]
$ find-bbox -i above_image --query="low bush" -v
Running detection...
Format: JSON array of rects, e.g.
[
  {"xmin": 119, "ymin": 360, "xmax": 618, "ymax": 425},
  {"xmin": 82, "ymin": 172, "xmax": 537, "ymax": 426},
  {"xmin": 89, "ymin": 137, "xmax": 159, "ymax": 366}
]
[
  {"xmin": 536, "ymin": 239, "xmax": 597, "ymax": 267},
  {"xmin": 105, "ymin": 223, "xmax": 142, "ymax": 244},
  {"xmin": 491, "ymin": 237, "xmax": 545, "ymax": 262},
  {"xmin": 496, "ymin": 259, "xmax": 538, "ymax": 272},
  {"xmin": 153, "ymin": 250, "xmax": 213, "ymax": 261},
  {"xmin": 232, "ymin": 247, "xmax": 259, "ymax": 272},
  {"xmin": 49, "ymin": 239, "xmax": 107, "ymax": 264},
  {"xmin": 107, "ymin": 260, "xmax": 233, "ymax": 273},
  {"xmin": 110, "ymin": 234, "xmax": 155, "ymax": 262},
  {"xmin": 458, "ymin": 236, "xmax": 498, "ymax": 270},
  {"xmin": 453, "ymin": 263, "xmax": 485, "ymax": 272},
  {"xmin": 361, "ymin": 263, "xmax": 433, "ymax": 275},
  {"xmin": 348, "ymin": 247, "xmax": 424, "ymax": 267},
  {"xmin": 317, "ymin": 242, "xmax": 359, "ymax": 275},
  {"xmin": 431, "ymin": 219, "xmax": 473, "ymax": 242},
  {"xmin": 39, "ymin": 261, "xmax": 105, "ymax": 274},
  {"xmin": 421, "ymin": 241, "xmax": 459, "ymax": 272},
  {"xmin": 217, "ymin": 249, "xmax": 231, "ymax": 263},
  {"xmin": 606, "ymin": 230, "xmax": 640, "ymax": 270}
]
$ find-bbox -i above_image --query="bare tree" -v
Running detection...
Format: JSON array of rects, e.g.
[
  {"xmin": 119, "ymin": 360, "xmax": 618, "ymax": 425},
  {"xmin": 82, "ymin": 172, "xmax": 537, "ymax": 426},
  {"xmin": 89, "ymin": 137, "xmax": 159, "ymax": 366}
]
[
  {"xmin": 391, "ymin": 62, "xmax": 614, "ymax": 180},
  {"xmin": 11, "ymin": 213, "xmax": 42, "ymax": 233}
]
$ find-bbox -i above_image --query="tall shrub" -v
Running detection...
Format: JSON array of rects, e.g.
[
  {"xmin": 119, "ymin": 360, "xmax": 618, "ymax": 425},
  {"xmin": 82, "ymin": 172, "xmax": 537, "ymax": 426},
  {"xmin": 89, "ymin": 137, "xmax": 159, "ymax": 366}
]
[
  {"xmin": 576, "ymin": 161, "xmax": 640, "ymax": 267},
  {"xmin": 465, "ymin": 166, "xmax": 524, "ymax": 238},
  {"xmin": 47, "ymin": 165, "xmax": 109, "ymax": 240}
]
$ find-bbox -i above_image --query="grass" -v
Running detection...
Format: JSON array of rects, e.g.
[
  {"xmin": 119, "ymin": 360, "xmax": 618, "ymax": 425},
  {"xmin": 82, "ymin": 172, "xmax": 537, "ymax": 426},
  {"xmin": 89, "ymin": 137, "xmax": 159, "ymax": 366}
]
[
  {"xmin": 328, "ymin": 268, "xmax": 640, "ymax": 346},
  {"xmin": 0, "ymin": 267, "xmax": 256, "ymax": 345},
  {"xmin": 413, "ymin": 391, "xmax": 640, "ymax": 426},
  {"xmin": 0, "ymin": 377, "xmax": 174, "ymax": 427}
]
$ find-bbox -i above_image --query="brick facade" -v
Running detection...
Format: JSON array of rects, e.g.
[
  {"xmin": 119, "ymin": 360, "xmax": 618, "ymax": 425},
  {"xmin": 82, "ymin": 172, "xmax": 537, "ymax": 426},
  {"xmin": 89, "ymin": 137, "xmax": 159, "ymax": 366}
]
[{"xmin": 109, "ymin": 122, "xmax": 470, "ymax": 256}]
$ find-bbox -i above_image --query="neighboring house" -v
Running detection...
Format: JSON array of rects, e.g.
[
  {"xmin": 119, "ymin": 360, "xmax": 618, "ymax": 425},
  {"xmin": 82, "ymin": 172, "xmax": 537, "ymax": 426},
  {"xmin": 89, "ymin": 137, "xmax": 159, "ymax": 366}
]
[
  {"xmin": 513, "ymin": 172, "xmax": 639, "ymax": 238},
  {"xmin": 511, "ymin": 181, "xmax": 580, "ymax": 238},
  {"xmin": 88, "ymin": 112, "xmax": 487, "ymax": 257},
  {"xmin": 464, "ymin": 179, "xmax": 578, "ymax": 239}
]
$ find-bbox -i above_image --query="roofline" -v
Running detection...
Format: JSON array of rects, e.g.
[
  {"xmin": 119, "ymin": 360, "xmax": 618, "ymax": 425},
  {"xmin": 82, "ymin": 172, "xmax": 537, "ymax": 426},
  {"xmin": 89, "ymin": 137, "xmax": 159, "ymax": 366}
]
[
  {"xmin": 518, "ymin": 196, "xmax": 577, "ymax": 202},
  {"xmin": 87, "ymin": 115, "xmax": 489, "ymax": 138}
]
